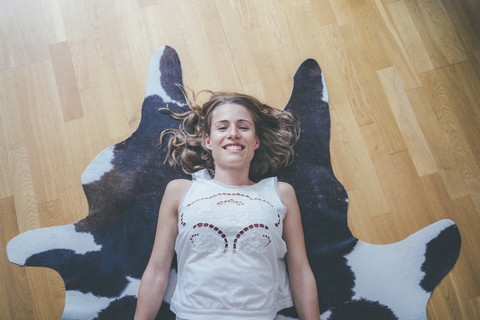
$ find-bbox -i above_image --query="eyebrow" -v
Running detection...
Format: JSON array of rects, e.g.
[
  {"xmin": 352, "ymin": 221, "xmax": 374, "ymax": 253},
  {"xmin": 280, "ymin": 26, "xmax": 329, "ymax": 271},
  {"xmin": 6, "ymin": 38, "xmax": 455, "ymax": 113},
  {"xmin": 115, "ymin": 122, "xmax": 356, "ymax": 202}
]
[{"xmin": 214, "ymin": 119, "xmax": 253, "ymax": 125}]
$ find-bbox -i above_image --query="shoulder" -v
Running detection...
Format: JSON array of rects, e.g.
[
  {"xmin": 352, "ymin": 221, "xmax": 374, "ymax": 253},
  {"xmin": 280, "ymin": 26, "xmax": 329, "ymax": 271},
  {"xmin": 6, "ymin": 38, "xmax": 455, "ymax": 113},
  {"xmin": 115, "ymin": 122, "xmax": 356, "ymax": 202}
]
[
  {"xmin": 277, "ymin": 181, "xmax": 297, "ymax": 203},
  {"xmin": 159, "ymin": 179, "xmax": 192, "ymax": 212},
  {"xmin": 277, "ymin": 181, "xmax": 295, "ymax": 195},
  {"xmin": 164, "ymin": 179, "xmax": 191, "ymax": 199},
  {"xmin": 166, "ymin": 178, "xmax": 191, "ymax": 192}
]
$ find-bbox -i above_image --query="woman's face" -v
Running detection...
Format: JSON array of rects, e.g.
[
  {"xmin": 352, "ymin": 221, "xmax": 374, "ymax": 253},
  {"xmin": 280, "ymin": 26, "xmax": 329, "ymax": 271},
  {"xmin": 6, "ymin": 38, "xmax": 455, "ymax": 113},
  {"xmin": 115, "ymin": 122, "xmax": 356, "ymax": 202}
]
[{"xmin": 205, "ymin": 103, "xmax": 260, "ymax": 172}]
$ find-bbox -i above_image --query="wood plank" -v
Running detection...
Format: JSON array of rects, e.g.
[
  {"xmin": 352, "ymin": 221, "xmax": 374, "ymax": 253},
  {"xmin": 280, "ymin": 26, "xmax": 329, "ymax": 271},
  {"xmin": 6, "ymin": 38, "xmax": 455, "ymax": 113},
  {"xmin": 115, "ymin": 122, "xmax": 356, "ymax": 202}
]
[
  {"xmin": 7, "ymin": 148, "xmax": 40, "ymax": 233},
  {"xmin": 40, "ymin": 0, "xmax": 67, "ymax": 43},
  {"xmin": 320, "ymin": 23, "xmax": 378, "ymax": 126},
  {"xmin": 406, "ymin": 86, "xmax": 470, "ymax": 200},
  {"xmin": 339, "ymin": 23, "xmax": 408, "ymax": 154},
  {"xmin": 384, "ymin": 0, "xmax": 434, "ymax": 73},
  {"xmin": 0, "ymin": 117, "xmax": 12, "ymax": 198},
  {"xmin": 12, "ymin": 61, "xmax": 72, "ymax": 203},
  {"xmin": 50, "ymin": 41, "xmax": 84, "ymax": 122},
  {"xmin": 459, "ymin": 0, "xmax": 480, "ymax": 24},
  {"xmin": 405, "ymin": 0, "xmax": 468, "ymax": 68},
  {"xmin": 369, "ymin": 0, "xmax": 422, "ymax": 89},
  {"xmin": 377, "ymin": 66, "xmax": 437, "ymax": 176},
  {"xmin": 387, "ymin": 150, "xmax": 435, "ymax": 230},
  {"xmin": 420, "ymin": 67, "xmax": 480, "ymax": 193},
  {"xmin": 439, "ymin": 0, "xmax": 480, "ymax": 52},
  {"xmin": 137, "ymin": 0, "xmax": 157, "ymax": 8},
  {"xmin": 328, "ymin": 0, "xmax": 355, "ymax": 26},
  {"xmin": 442, "ymin": 63, "xmax": 480, "ymax": 166},
  {"xmin": 470, "ymin": 296, "xmax": 480, "ymax": 320},
  {"xmin": 0, "ymin": 0, "xmax": 50, "ymax": 67},
  {"xmin": 0, "ymin": 197, "xmax": 34, "ymax": 320},
  {"xmin": 330, "ymin": 102, "xmax": 390, "ymax": 242},
  {"xmin": 0, "ymin": 69, "xmax": 25, "ymax": 149}
]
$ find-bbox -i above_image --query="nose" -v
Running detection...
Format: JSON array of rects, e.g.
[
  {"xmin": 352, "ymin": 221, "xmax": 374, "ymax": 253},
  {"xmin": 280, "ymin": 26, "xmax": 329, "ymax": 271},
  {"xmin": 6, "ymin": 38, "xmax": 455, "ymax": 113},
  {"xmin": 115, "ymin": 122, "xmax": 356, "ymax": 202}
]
[{"xmin": 227, "ymin": 126, "xmax": 240, "ymax": 139}]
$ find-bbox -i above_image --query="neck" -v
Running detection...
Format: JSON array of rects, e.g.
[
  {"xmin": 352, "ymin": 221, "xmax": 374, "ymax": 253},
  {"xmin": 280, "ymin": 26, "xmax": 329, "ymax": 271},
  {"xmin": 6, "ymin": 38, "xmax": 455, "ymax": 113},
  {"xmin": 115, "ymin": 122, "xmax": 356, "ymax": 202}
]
[{"xmin": 212, "ymin": 166, "xmax": 253, "ymax": 186}]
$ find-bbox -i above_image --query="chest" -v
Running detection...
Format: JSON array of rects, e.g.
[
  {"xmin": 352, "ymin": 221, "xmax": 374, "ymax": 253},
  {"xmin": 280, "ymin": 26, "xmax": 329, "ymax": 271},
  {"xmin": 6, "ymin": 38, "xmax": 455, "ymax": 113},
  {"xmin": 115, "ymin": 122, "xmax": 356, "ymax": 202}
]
[{"xmin": 180, "ymin": 191, "xmax": 282, "ymax": 233}]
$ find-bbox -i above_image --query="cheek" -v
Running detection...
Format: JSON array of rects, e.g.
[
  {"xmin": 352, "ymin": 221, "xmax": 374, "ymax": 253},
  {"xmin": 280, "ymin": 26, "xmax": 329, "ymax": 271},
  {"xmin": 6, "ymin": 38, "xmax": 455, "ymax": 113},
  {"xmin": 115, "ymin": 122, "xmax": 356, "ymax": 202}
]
[{"xmin": 205, "ymin": 132, "xmax": 223, "ymax": 150}]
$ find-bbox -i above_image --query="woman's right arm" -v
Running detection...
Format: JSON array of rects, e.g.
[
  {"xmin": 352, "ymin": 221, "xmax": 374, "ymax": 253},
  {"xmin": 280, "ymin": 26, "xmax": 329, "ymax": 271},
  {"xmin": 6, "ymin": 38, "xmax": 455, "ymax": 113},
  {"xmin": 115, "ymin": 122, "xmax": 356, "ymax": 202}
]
[{"xmin": 134, "ymin": 179, "xmax": 191, "ymax": 320}]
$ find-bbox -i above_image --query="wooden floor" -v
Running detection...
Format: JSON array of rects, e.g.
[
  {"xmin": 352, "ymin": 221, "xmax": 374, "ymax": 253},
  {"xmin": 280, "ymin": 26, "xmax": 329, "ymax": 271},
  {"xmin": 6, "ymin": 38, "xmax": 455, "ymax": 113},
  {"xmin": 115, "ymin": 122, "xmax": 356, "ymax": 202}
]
[{"xmin": 1, "ymin": 0, "xmax": 479, "ymax": 319}]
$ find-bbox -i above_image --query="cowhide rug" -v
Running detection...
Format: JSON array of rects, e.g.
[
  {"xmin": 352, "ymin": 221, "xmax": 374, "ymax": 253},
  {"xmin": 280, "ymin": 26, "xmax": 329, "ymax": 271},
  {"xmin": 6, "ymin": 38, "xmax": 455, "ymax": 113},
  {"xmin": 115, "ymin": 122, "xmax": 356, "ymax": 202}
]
[{"xmin": 7, "ymin": 46, "xmax": 461, "ymax": 320}]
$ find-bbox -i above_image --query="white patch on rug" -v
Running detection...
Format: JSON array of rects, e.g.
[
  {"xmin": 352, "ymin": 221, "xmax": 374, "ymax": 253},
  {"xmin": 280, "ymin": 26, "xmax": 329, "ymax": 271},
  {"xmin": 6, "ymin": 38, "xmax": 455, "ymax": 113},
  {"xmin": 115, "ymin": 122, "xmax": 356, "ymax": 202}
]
[
  {"xmin": 145, "ymin": 46, "xmax": 183, "ymax": 104},
  {"xmin": 7, "ymin": 224, "xmax": 102, "ymax": 265},
  {"xmin": 121, "ymin": 276, "xmax": 141, "ymax": 298},
  {"xmin": 321, "ymin": 72, "xmax": 329, "ymax": 103},
  {"xmin": 345, "ymin": 219, "xmax": 454, "ymax": 320},
  {"xmin": 62, "ymin": 290, "xmax": 112, "ymax": 320},
  {"xmin": 81, "ymin": 145, "xmax": 115, "ymax": 184},
  {"xmin": 321, "ymin": 310, "xmax": 332, "ymax": 319},
  {"xmin": 61, "ymin": 277, "xmax": 141, "ymax": 319},
  {"xmin": 163, "ymin": 268, "xmax": 178, "ymax": 303}
]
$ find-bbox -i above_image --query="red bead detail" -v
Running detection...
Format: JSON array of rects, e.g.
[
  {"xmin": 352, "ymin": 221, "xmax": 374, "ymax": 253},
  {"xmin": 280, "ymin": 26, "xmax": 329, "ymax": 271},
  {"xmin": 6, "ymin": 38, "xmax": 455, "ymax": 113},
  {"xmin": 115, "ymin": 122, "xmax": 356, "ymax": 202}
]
[
  {"xmin": 191, "ymin": 222, "xmax": 229, "ymax": 254},
  {"xmin": 186, "ymin": 193, "xmax": 274, "ymax": 207},
  {"xmin": 274, "ymin": 214, "xmax": 281, "ymax": 227}
]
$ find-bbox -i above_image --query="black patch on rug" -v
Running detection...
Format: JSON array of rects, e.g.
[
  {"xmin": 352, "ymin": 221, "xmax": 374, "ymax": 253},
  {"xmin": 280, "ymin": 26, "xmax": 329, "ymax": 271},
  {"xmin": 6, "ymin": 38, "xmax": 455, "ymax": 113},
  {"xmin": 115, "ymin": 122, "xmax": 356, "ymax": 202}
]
[
  {"xmin": 421, "ymin": 224, "xmax": 461, "ymax": 292},
  {"xmin": 329, "ymin": 299, "xmax": 398, "ymax": 320}
]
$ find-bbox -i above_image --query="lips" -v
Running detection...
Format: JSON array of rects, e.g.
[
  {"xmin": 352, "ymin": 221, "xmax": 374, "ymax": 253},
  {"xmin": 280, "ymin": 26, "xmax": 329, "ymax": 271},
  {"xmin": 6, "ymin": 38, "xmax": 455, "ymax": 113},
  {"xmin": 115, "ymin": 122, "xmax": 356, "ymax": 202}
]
[{"xmin": 223, "ymin": 143, "xmax": 245, "ymax": 150}]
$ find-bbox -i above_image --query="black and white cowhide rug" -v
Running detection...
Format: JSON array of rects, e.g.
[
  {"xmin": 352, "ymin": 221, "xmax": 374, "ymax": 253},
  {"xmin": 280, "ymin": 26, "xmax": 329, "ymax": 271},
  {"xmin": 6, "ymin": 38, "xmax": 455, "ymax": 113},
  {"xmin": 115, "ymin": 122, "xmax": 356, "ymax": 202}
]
[{"xmin": 7, "ymin": 46, "xmax": 461, "ymax": 320}]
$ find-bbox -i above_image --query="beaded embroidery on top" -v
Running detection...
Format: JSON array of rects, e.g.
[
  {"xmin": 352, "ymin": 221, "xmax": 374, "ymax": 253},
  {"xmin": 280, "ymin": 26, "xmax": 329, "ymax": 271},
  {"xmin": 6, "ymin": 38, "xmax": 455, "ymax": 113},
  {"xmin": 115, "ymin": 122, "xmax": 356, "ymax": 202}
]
[
  {"xmin": 190, "ymin": 222, "xmax": 229, "ymax": 254},
  {"xmin": 181, "ymin": 169, "xmax": 284, "ymax": 255},
  {"xmin": 187, "ymin": 221, "xmax": 275, "ymax": 254},
  {"xmin": 186, "ymin": 193, "xmax": 274, "ymax": 208}
]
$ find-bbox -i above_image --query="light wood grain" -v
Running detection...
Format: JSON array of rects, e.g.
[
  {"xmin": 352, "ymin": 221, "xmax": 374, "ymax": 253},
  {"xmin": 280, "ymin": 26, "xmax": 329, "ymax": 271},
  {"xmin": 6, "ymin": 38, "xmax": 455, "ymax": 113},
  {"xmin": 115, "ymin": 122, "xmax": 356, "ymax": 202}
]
[{"xmin": 1, "ymin": 0, "xmax": 479, "ymax": 318}]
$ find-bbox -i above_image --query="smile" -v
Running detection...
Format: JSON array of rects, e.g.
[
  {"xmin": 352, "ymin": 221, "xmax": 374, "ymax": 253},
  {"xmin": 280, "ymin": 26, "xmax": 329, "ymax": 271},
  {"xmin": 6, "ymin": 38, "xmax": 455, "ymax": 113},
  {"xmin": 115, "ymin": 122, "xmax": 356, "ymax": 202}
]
[{"xmin": 223, "ymin": 144, "xmax": 245, "ymax": 150}]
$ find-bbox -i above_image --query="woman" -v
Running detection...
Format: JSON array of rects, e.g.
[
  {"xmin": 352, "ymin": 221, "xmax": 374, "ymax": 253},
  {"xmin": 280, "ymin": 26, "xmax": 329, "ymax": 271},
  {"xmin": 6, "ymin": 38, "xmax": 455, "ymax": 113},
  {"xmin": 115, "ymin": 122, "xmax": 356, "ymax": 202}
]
[{"xmin": 135, "ymin": 91, "xmax": 320, "ymax": 320}]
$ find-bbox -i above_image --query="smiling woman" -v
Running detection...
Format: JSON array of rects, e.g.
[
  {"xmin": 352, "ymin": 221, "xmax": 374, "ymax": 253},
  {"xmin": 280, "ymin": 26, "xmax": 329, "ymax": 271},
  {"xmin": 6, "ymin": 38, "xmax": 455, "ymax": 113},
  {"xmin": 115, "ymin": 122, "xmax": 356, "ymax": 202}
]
[{"xmin": 134, "ymin": 91, "xmax": 319, "ymax": 320}]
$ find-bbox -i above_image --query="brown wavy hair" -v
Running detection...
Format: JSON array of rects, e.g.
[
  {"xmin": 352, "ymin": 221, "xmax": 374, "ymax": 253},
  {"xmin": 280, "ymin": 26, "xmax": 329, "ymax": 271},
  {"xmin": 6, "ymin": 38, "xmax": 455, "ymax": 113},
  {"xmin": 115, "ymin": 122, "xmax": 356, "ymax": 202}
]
[{"xmin": 161, "ymin": 90, "xmax": 300, "ymax": 182}]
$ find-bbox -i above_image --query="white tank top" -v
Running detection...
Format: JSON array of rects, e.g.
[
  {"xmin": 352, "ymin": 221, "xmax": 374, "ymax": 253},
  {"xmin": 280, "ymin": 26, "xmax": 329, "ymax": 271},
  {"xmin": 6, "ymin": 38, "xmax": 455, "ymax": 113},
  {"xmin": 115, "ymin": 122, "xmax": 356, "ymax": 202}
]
[{"xmin": 170, "ymin": 169, "xmax": 294, "ymax": 320}]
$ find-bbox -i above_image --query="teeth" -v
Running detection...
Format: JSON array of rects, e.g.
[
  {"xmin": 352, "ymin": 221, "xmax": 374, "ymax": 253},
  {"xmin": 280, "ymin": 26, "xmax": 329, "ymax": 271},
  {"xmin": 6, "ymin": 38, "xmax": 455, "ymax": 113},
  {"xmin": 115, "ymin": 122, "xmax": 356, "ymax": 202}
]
[{"xmin": 225, "ymin": 145, "xmax": 242, "ymax": 150}]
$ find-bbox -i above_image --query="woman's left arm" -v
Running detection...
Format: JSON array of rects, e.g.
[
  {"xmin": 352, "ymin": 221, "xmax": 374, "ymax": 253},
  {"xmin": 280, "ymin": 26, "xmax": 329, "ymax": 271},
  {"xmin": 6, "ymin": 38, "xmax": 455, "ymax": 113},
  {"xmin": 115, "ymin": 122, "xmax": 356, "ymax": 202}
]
[{"xmin": 279, "ymin": 182, "xmax": 320, "ymax": 320}]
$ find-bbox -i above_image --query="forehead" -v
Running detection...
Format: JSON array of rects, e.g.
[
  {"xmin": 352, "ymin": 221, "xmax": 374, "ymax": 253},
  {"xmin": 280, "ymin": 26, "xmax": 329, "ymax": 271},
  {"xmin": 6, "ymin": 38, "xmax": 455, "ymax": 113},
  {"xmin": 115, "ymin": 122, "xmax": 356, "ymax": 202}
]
[{"xmin": 211, "ymin": 103, "xmax": 254, "ymax": 122}]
